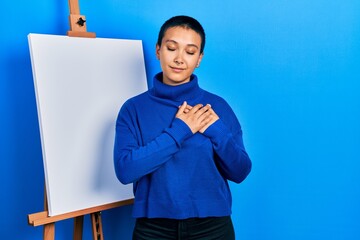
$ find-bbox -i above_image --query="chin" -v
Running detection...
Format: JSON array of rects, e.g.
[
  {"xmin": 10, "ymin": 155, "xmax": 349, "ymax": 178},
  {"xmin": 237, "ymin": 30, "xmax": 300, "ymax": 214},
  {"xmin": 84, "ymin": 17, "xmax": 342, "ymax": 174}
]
[{"xmin": 172, "ymin": 78, "xmax": 190, "ymax": 84}]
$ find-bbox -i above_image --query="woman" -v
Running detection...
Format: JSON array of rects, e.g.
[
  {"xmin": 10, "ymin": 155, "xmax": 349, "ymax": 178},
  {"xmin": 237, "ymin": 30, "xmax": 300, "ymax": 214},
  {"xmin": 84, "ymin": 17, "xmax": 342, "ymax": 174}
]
[{"xmin": 114, "ymin": 15, "xmax": 251, "ymax": 240}]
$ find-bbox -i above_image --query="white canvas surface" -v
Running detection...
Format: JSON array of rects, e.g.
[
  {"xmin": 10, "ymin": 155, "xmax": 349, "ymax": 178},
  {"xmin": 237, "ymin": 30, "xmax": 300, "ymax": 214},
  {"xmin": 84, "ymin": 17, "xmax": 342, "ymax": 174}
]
[{"xmin": 28, "ymin": 33, "xmax": 147, "ymax": 216}]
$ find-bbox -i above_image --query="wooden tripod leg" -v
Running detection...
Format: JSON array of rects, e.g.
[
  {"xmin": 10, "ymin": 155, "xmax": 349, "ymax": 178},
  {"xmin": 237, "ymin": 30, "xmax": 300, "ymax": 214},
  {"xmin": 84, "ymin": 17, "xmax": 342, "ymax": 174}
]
[
  {"xmin": 91, "ymin": 212, "xmax": 104, "ymax": 240},
  {"xmin": 43, "ymin": 223, "xmax": 55, "ymax": 239},
  {"xmin": 74, "ymin": 216, "xmax": 84, "ymax": 240},
  {"xmin": 43, "ymin": 186, "xmax": 55, "ymax": 240}
]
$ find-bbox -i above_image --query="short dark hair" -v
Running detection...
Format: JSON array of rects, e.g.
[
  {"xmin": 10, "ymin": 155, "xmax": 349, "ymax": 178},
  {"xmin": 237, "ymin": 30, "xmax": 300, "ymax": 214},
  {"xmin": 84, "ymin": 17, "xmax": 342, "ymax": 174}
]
[{"xmin": 157, "ymin": 15, "xmax": 206, "ymax": 54}]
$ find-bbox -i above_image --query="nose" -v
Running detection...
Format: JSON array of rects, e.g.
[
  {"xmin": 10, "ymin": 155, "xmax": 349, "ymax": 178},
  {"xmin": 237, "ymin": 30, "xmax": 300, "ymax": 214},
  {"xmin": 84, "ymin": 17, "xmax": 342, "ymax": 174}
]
[{"xmin": 174, "ymin": 52, "xmax": 184, "ymax": 65}]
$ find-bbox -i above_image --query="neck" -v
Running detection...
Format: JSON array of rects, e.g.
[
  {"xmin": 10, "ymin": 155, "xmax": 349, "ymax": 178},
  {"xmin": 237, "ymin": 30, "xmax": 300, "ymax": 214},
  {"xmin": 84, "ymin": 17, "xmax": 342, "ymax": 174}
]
[{"xmin": 150, "ymin": 72, "xmax": 202, "ymax": 102}]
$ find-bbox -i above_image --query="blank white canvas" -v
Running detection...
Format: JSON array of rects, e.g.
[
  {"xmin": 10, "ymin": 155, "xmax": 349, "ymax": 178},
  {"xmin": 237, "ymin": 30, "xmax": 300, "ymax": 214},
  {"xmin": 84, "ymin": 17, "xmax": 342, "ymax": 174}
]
[{"xmin": 28, "ymin": 34, "xmax": 147, "ymax": 216}]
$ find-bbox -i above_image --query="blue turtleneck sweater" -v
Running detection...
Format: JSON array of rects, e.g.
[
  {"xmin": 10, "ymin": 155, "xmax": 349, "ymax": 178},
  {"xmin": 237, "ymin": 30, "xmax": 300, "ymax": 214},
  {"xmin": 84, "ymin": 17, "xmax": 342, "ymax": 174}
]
[{"xmin": 114, "ymin": 73, "xmax": 251, "ymax": 219}]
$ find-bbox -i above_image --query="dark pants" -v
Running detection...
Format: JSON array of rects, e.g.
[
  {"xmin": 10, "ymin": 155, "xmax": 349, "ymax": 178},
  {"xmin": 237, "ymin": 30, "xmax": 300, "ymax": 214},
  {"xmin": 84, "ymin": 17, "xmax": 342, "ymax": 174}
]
[{"xmin": 132, "ymin": 216, "xmax": 235, "ymax": 240}]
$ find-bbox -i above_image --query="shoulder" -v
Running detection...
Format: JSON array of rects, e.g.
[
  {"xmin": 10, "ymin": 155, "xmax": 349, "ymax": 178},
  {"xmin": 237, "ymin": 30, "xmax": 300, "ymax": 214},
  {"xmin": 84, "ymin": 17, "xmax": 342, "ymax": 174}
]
[
  {"xmin": 127, "ymin": 90, "xmax": 150, "ymax": 102},
  {"xmin": 121, "ymin": 90, "xmax": 149, "ymax": 108},
  {"xmin": 117, "ymin": 90, "xmax": 150, "ymax": 119}
]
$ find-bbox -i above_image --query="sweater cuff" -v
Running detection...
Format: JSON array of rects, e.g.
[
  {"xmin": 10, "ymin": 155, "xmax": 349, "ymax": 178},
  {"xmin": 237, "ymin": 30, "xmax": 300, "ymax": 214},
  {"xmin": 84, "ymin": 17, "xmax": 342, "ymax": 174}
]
[
  {"xmin": 203, "ymin": 119, "xmax": 230, "ymax": 141},
  {"xmin": 164, "ymin": 118, "xmax": 193, "ymax": 146}
]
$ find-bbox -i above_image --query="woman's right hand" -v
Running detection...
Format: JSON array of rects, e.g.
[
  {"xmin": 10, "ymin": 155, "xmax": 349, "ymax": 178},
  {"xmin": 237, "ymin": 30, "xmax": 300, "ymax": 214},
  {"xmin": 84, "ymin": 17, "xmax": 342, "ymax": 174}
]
[{"xmin": 175, "ymin": 101, "xmax": 213, "ymax": 134}]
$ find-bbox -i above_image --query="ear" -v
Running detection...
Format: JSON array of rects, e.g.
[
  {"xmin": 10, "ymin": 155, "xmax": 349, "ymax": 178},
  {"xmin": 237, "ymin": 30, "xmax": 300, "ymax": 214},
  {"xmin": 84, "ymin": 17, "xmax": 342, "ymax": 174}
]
[
  {"xmin": 196, "ymin": 53, "xmax": 204, "ymax": 68},
  {"xmin": 155, "ymin": 44, "xmax": 160, "ymax": 60}
]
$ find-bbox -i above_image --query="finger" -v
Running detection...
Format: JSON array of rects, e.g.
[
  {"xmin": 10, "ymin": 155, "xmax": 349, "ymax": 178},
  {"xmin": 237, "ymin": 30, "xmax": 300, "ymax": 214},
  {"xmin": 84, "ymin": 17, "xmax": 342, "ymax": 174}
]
[
  {"xmin": 199, "ymin": 114, "xmax": 218, "ymax": 133},
  {"xmin": 183, "ymin": 108, "xmax": 190, "ymax": 113},
  {"xmin": 195, "ymin": 104, "xmax": 212, "ymax": 116},
  {"xmin": 199, "ymin": 109, "xmax": 213, "ymax": 123},
  {"xmin": 203, "ymin": 106, "xmax": 219, "ymax": 118},
  {"xmin": 189, "ymin": 103, "xmax": 204, "ymax": 114},
  {"xmin": 179, "ymin": 104, "xmax": 192, "ymax": 114},
  {"xmin": 176, "ymin": 101, "xmax": 188, "ymax": 118},
  {"xmin": 184, "ymin": 105, "xmax": 192, "ymax": 112},
  {"xmin": 178, "ymin": 101, "xmax": 187, "ymax": 112}
]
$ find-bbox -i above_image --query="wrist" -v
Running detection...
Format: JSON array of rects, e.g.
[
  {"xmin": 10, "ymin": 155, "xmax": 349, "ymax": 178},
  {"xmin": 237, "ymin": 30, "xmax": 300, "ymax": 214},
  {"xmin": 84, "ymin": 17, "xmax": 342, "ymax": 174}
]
[
  {"xmin": 202, "ymin": 119, "xmax": 228, "ymax": 139},
  {"xmin": 165, "ymin": 118, "xmax": 193, "ymax": 146}
]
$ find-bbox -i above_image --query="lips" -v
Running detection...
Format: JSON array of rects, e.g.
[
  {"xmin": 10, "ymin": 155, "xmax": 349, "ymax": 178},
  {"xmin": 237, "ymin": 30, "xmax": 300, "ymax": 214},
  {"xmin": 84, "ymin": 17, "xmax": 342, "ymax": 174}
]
[{"xmin": 170, "ymin": 66, "xmax": 185, "ymax": 72}]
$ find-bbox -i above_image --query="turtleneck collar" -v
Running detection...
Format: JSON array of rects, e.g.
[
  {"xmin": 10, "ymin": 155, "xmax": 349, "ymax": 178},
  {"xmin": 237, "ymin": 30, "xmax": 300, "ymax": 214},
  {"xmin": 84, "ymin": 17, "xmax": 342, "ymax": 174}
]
[{"xmin": 150, "ymin": 72, "xmax": 202, "ymax": 102}]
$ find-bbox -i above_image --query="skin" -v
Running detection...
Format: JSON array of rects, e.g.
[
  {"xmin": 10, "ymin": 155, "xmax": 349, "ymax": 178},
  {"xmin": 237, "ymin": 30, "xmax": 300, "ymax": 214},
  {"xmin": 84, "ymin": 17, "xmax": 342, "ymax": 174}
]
[
  {"xmin": 156, "ymin": 26, "xmax": 203, "ymax": 86},
  {"xmin": 156, "ymin": 26, "xmax": 219, "ymax": 133},
  {"xmin": 177, "ymin": 102, "xmax": 219, "ymax": 134}
]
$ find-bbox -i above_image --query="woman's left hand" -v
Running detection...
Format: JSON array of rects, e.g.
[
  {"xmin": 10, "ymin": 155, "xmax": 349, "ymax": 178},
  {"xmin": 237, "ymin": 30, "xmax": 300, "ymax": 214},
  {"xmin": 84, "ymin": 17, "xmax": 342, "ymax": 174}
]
[
  {"xmin": 180, "ymin": 103, "xmax": 219, "ymax": 133},
  {"xmin": 198, "ymin": 107, "xmax": 219, "ymax": 133}
]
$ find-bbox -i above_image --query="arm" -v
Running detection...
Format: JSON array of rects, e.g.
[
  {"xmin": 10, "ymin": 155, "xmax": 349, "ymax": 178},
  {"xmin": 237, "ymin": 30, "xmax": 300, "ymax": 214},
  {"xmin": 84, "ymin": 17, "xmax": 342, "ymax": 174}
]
[
  {"xmin": 203, "ymin": 119, "xmax": 252, "ymax": 183},
  {"xmin": 180, "ymin": 102, "xmax": 252, "ymax": 183},
  {"xmin": 114, "ymin": 101, "xmax": 212, "ymax": 184},
  {"xmin": 114, "ymin": 102, "xmax": 192, "ymax": 184}
]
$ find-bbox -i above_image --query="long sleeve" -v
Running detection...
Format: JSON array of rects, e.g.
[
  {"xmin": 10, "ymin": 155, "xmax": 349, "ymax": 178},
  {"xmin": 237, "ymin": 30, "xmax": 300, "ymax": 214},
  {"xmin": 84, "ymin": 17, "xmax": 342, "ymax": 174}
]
[
  {"xmin": 203, "ymin": 116, "xmax": 252, "ymax": 184},
  {"xmin": 114, "ymin": 101, "xmax": 193, "ymax": 184},
  {"xmin": 113, "ymin": 73, "xmax": 251, "ymax": 219}
]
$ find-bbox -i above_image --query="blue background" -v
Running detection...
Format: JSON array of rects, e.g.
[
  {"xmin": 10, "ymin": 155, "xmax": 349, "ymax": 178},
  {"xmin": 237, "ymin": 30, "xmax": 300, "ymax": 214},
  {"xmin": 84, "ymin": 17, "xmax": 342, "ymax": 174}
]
[{"xmin": 1, "ymin": 0, "xmax": 359, "ymax": 239}]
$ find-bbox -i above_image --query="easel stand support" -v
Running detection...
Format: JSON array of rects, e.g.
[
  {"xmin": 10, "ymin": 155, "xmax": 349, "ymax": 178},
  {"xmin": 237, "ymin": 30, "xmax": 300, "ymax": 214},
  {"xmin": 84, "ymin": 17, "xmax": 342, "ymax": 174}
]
[
  {"xmin": 28, "ymin": 194, "xmax": 133, "ymax": 240},
  {"xmin": 27, "ymin": 1, "xmax": 134, "ymax": 239},
  {"xmin": 67, "ymin": 0, "xmax": 96, "ymax": 38}
]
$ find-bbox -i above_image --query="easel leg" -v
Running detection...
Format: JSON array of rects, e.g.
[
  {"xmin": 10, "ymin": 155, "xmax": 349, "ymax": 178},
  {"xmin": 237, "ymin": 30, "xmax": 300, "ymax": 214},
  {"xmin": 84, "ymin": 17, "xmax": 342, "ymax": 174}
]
[
  {"xmin": 74, "ymin": 216, "xmax": 84, "ymax": 240},
  {"xmin": 43, "ymin": 187, "xmax": 55, "ymax": 240},
  {"xmin": 43, "ymin": 223, "xmax": 55, "ymax": 240},
  {"xmin": 91, "ymin": 212, "xmax": 104, "ymax": 240}
]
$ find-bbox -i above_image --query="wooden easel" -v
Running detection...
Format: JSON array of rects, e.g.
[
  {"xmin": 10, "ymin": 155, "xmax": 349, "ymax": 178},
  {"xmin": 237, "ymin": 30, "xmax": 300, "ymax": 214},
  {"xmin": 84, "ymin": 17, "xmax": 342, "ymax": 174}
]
[
  {"xmin": 27, "ymin": 1, "xmax": 134, "ymax": 239},
  {"xmin": 28, "ymin": 190, "xmax": 133, "ymax": 240},
  {"xmin": 67, "ymin": 0, "xmax": 96, "ymax": 38}
]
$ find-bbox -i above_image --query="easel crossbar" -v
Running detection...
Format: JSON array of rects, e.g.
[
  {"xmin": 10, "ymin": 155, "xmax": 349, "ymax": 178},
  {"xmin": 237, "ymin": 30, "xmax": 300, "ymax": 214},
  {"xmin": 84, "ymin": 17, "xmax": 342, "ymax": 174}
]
[{"xmin": 28, "ymin": 199, "xmax": 134, "ymax": 227}]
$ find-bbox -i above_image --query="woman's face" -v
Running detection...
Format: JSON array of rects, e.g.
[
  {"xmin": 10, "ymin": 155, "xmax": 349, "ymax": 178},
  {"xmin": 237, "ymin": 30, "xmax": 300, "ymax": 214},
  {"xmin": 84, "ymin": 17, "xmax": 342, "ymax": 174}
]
[{"xmin": 156, "ymin": 27, "xmax": 203, "ymax": 86}]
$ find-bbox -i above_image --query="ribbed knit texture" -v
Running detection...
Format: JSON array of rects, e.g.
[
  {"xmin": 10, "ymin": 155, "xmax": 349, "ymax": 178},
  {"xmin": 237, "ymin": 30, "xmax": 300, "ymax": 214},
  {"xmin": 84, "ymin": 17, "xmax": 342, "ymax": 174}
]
[{"xmin": 114, "ymin": 73, "xmax": 251, "ymax": 219}]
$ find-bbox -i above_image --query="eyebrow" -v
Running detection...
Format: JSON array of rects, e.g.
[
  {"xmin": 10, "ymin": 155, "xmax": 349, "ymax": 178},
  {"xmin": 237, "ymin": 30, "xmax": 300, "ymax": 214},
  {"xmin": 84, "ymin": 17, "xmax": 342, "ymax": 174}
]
[{"xmin": 165, "ymin": 40, "xmax": 199, "ymax": 49}]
